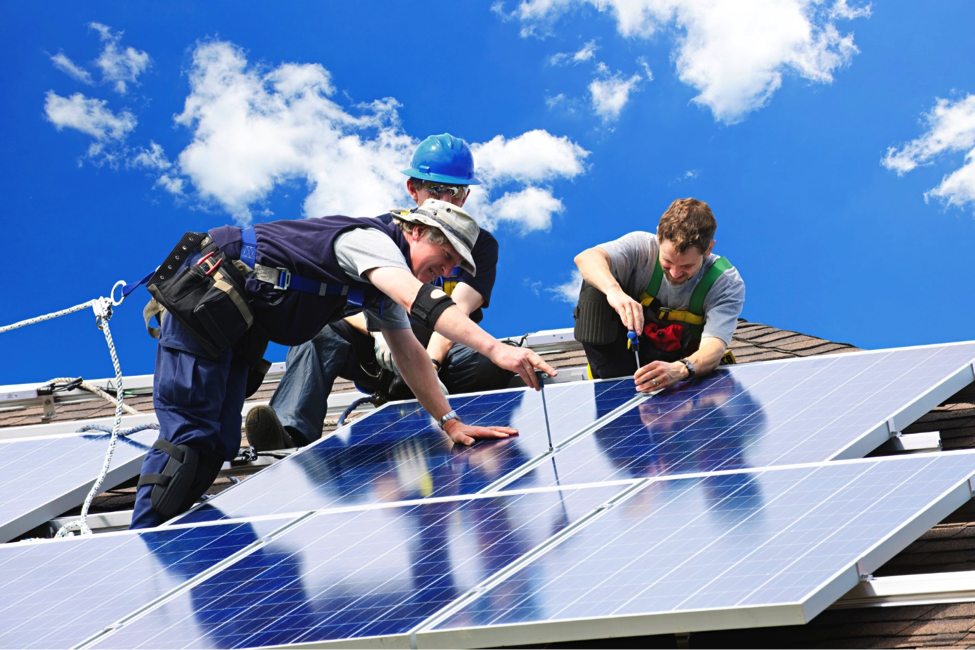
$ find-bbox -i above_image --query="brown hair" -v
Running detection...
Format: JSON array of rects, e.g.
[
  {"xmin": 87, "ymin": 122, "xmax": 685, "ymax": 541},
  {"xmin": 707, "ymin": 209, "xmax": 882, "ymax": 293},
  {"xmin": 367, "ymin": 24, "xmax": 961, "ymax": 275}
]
[
  {"xmin": 392, "ymin": 216, "xmax": 450, "ymax": 247},
  {"xmin": 656, "ymin": 198, "xmax": 716, "ymax": 254}
]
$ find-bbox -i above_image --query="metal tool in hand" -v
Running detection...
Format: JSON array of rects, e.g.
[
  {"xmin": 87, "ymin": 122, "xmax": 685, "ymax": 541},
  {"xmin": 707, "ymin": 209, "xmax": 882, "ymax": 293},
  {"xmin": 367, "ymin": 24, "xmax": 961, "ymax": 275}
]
[
  {"xmin": 536, "ymin": 371, "xmax": 554, "ymax": 451},
  {"xmin": 627, "ymin": 330, "xmax": 640, "ymax": 374}
]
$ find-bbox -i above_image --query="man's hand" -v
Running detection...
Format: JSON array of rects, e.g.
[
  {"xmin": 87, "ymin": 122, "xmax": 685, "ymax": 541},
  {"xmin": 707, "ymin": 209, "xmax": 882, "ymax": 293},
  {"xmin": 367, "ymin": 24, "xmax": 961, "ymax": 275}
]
[
  {"xmin": 635, "ymin": 360, "xmax": 688, "ymax": 393},
  {"xmin": 607, "ymin": 288, "xmax": 645, "ymax": 333},
  {"xmin": 374, "ymin": 332, "xmax": 396, "ymax": 372},
  {"xmin": 489, "ymin": 345, "xmax": 556, "ymax": 390},
  {"xmin": 442, "ymin": 419, "xmax": 518, "ymax": 446}
]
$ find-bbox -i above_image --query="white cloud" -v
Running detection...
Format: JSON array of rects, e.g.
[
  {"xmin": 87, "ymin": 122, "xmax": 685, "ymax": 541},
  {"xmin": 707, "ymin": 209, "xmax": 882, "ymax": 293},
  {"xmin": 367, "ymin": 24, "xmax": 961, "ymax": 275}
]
[
  {"xmin": 130, "ymin": 141, "xmax": 186, "ymax": 195},
  {"xmin": 590, "ymin": 72, "xmax": 643, "ymax": 121},
  {"xmin": 44, "ymin": 91, "xmax": 137, "ymax": 164},
  {"xmin": 50, "ymin": 52, "xmax": 93, "ymax": 84},
  {"xmin": 89, "ymin": 22, "xmax": 151, "ymax": 94},
  {"xmin": 466, "ymin": 130, "xmax": 589, "ymax": 232},
  {"xmin": 44, "ymin": 91, "xmax": 136, "ymax": 141},
  {"xmin": 165, "ymin": 41, "xmax": 590, "ymax": 230},
  {"xmin": 472, "ymin": 129, "xmax": 589, "ymax": 184},
  {"xmin": 508, "ymin": 0, "xmax": 870, "ymax": 123},
  {"xmin": 548, "ymin": 269, "xmax": 583, "ymax": 303},
  {"xmin": 550, "ymin": 39, "xmax": 599, "ymax": 66},
  {"xmin": 479, "ymin": 186, "xmax": 565, "ymax": 233},
  {"xmin": 883, "ymin": 94, "xmax": 975, "ymax": 210}
]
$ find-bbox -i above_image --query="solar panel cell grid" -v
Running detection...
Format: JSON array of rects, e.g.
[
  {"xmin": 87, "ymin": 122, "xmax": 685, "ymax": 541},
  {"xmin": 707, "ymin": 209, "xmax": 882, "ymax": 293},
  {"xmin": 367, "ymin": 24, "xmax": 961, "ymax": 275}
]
[
  {"xmin": 423, "ymin": 452, "xmax": 975, "ymax": 646},
  {"xmin": 174, "ymin": 379, "xmax": 638, "ymax": 524},
  {"xmin": 93, "ymin": 485, "xmax": 627, "ymax": 649},
  {"xmin": 0, "ymin": 518, "xmax": 293, "ymax": 649},
  {"xmin": 0, "ymin": 429, "xmax": 157, "ymax": 542},
  {"xmin": 514, "ymin": 344, "xmax": 975, "ymax": 490}
]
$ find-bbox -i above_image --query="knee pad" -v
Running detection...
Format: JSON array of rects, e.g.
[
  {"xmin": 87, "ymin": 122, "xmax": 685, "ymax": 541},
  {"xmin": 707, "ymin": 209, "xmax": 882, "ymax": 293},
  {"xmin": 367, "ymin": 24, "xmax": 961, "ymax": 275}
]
[
  {"xmin": 138, "ymin": 439, "xmax": 200, "ymax": 522},
  {"xmin": 179, "ymin": 453, "xmax": 226, "ymax": 513}
]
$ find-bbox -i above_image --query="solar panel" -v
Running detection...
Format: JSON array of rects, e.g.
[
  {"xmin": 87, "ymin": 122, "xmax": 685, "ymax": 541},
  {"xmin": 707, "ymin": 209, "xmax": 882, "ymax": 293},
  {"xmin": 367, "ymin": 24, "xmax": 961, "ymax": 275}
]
[
  {"xmin": 499, "ymin": 342, "xmax": 975, "ymax": 489},
  {"xmin": 416, "ymin": 451, "xmax": 975, "ymax": 648},
  {"xmin": 173, "ymin": 378, "xmax": 640, "ymax": 524},
  {"xmin": 0, "ymin": 516, "xmax": 297, "ymax": 649},
  {"xmin": 0, "ymin": 429, "xmax": 158, "ymax": 542},
  {"xmin": 85, "ymin": 484, "xmax": 628, "ymax": 649}
]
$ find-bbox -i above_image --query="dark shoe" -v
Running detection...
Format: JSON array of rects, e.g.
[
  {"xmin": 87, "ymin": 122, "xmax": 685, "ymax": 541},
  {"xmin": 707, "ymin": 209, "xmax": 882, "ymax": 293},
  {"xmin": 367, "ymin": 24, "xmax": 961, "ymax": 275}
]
[{"xmin": 245, "ymin": 405, "xmax": 295, "ymax": 452}]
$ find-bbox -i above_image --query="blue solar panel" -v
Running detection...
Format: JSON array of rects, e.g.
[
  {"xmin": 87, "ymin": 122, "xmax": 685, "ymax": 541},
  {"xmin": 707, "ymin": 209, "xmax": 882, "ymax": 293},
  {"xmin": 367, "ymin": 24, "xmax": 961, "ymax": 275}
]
[
  {"xmin": 418, "ymin": 451, "xmax": 975, "ymax": 647},
  {"xmin": 511, "ymin": 343, "xmax": 975, "ymax": 489},
  {"xmin": 0, "ymin": 517, "xmax": 295, "ymax": 649},
  {"xmin": 0, "ymin": 429, "xmax": 157, "ymax": 542},
  {"xmin": 91, "ymin": 485, "xmax": 627, "ymax": 648},
  {"xmin": 173, "ymin": 379, "xmax": 638, "ymax": 524}
]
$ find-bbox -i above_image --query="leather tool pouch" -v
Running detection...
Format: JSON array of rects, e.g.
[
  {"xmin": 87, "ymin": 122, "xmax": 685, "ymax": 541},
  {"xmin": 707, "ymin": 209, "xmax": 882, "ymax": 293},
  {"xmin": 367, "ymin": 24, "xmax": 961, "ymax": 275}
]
[
  {"xmin": 573, "ymin": 281, "xmax": 620, "ymax": 346},
  {"xmin": 147, "ymin": 232, "xmax": 254, "ymax": 359}
]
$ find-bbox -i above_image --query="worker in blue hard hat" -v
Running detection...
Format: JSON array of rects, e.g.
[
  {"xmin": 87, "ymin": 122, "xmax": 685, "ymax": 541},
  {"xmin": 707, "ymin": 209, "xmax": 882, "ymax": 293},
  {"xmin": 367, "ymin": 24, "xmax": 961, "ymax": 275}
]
[{"xmin": 246, "ymin": 133, "xmax": 515, "ymax": 452}]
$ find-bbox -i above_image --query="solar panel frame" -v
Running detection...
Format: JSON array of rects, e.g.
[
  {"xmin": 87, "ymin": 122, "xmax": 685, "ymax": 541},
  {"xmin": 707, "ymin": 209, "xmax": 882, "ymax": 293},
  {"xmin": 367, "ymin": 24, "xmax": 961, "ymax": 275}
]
[
  {"xmin": 411, "ymin": 451, "xmax": 975, "ymax": 649},
  {"xmin": 0, "ymin": 429, "xmax": 157, "ymax": 542},
  {"xmin": 485, "ymin": 342, "xmax": 975, "ymax": 492}
]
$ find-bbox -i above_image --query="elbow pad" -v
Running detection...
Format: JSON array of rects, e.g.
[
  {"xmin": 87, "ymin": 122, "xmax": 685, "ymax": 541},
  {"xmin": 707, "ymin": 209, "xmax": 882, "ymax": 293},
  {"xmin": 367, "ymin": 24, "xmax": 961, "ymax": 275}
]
[{"xmin": 410, "ymin": 284, "xmax": 456, "ymax": 329}]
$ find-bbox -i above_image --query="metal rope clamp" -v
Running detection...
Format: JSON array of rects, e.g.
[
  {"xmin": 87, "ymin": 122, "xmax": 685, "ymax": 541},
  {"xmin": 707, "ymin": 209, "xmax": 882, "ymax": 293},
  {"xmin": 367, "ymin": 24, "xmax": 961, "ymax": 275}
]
[{"xmin": 92, "ymin": 297, "xmax": 114, "ymax": 330}]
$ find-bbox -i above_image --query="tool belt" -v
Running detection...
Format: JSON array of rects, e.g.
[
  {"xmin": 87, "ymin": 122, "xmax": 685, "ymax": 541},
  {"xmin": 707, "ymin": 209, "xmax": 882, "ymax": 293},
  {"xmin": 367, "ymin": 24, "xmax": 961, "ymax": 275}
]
[{"xmin": 145, "ymin": 232, "xmax": 254, "ymax": 360}]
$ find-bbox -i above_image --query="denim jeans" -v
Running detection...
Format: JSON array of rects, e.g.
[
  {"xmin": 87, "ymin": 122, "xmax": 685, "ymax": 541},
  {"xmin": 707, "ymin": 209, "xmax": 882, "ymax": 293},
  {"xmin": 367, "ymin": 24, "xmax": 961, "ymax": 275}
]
[{"xmin": 270, "ymin": 324, "xmax": 514, "ymax": 444}]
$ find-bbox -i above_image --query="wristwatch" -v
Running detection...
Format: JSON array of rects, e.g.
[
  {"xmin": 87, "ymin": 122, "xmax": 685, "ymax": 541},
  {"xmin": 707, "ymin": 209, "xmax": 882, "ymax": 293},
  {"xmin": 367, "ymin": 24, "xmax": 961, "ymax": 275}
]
[
  {"xmin": 678, "ymin": 358, "xmax": 696, "ymax": 381},
  {"xmin": 438, "ymin": 409, "xmax": 461, "ymax": 429}
]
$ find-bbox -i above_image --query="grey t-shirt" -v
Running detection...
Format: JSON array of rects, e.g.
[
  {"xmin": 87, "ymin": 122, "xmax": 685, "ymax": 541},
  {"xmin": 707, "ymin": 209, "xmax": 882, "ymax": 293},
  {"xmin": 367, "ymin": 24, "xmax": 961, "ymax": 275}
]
[
  {"xmin": 598, "ymin": 231, "xmax": 745, "ymax": 344},
  {"xmin": 334, "ymin": 228, "xmax": 412, "ymax": 330}
]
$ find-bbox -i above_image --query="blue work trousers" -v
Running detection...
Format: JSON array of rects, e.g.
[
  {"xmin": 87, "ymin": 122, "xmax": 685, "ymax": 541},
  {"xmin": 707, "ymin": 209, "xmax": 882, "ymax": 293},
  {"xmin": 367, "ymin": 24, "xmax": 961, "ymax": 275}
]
[{"xmin": 130, "ymin": 315, "xmax": 249, "ymax": 529}]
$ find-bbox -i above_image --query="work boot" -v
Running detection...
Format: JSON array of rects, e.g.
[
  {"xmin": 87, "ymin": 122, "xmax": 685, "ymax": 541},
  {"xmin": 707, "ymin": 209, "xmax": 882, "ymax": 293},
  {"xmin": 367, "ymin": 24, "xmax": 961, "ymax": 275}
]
[{"xmin": 245, "ymin": 405, "xmax": 295, "ymax": 452}]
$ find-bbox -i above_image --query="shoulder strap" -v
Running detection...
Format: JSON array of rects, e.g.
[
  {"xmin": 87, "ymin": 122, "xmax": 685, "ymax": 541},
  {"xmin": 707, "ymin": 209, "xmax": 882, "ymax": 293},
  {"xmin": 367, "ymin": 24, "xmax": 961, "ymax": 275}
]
[
  {"xmin": 643, "ymin": 252, "xmax": 664, "ymax": 300},
  {"xmin": 687, "ymin": 256, "xmax": 732, "ymax": 316}
]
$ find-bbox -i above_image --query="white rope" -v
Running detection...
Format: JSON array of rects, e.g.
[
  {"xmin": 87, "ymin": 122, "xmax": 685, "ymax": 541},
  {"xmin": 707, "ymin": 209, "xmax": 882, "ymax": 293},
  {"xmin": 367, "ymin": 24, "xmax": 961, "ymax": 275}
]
[
  {"xmin": 56, "ymin": 298, "xmax": 129, "ymax": 537},
  {"xmin": 0, "ymin": 300, "xmax": 99, "ymax": 334},
  {"xmin": 0, "ymin": 291, "xmax": 139, "ymax": 538},
  {"xmin": 43, "ymin": 377, "xmax": 141, "ymax": 416}
]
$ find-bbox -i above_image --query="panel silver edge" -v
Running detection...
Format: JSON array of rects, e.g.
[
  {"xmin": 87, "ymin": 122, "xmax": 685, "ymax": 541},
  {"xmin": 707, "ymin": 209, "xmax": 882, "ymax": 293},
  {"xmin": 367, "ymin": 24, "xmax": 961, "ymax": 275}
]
[{"xmin": 413, "ymin": 604, "xmax": 806, "ymax": 649}]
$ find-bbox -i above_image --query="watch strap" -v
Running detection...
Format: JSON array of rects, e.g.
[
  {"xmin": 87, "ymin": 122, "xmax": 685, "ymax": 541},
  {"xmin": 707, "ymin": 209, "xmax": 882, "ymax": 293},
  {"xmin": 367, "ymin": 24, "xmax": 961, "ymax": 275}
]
[{"xmin": 438, "ymin": 409, "xmax": 461, "ymax": 428}]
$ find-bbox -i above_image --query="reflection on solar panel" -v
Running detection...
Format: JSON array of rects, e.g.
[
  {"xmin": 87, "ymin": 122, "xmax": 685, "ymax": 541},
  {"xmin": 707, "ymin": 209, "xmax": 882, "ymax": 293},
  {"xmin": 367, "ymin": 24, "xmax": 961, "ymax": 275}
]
[
  {"xmin": 0, "ymin": 429, "xmax": 157, "ymax": 542},
  {"xmin": 7, "ymin": 342, "xmax": 975, "ymax": 649},
  {"xmin": 93, "ymin": 485, "xmax": 627, "ymax": 649},
  {"xmin": 0, "ymin": 517, "xmax": 294, "ymax": 649},
  {"xmin": 173, "ymin": 378, "xmax": 639, "ymax": 524},
  {"xmin": 507, "ymin": 342, "xmax": 975, "ymax": 489},
  {"xmin": 417, "ymin": 452, "xmax": 975, "ymax": 648}
]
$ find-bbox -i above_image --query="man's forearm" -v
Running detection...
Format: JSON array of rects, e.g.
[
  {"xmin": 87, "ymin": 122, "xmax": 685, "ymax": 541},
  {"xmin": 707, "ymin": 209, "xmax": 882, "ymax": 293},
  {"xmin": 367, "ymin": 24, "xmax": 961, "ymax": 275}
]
[
  {"xmin": 685, "ymin": 337, "xmax": 727, "ymax": 377},
  {"xmin": 426, "ymin": 332, "xmax": 454, "ymax": 365},
  {"xmin": 386, "ymin": 329, "xmax": 451, "ymax": 420}
]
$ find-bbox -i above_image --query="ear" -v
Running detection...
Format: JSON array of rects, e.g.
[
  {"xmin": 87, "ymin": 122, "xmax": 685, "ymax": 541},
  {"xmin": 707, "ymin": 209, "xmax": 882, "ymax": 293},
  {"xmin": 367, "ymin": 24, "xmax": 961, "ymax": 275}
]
[
  {"xmin": 457, "ymin": 188, "xmax": 469, "ymax": 208},
  {"xmin": 407, "ymin": 179, "xmax": 421, "ymax": 204},
  {"xmin": 411, "ymin": 225, "xmax": 425, "ymax": 241},
  {"xmin": 706, "ymin": 240, "xmax": 715, "ymax": 256}
]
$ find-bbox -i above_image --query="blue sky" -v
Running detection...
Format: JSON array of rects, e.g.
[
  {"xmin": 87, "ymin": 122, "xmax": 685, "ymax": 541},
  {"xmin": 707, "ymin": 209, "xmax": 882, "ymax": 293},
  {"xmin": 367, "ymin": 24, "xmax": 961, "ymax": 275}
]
[{"xmin": 2, "ymin": 0, "xmax": 974, "ymax": 386}]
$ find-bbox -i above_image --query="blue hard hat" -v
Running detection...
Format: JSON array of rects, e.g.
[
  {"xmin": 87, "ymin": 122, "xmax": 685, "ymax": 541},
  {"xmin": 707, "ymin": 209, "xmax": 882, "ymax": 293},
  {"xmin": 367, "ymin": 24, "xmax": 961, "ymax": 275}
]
[{"xmin": 402, "ymin": 133, "xmax": 482, "ymax": 185}]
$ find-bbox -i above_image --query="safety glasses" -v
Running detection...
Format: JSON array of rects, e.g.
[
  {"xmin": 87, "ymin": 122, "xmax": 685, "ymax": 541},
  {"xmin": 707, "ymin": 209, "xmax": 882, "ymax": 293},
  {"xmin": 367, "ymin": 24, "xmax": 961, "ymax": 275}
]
[{"xmin": 423, "ymin": 182, "xmax": 469, "ymax": 199}]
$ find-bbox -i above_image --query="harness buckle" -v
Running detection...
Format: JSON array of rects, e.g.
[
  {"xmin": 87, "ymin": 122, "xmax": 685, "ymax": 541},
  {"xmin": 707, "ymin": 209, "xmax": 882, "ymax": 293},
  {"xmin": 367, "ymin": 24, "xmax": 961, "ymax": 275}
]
[{"xmin": 273, "ymin": 268, "xmax": 291, "ymax": 291}]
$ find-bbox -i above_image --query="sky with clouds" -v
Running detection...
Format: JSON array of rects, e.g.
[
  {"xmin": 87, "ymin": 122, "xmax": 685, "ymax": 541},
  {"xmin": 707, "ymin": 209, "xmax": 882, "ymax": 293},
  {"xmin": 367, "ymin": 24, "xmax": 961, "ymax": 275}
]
[{"xmin": 1, "ymin": 0, "xmax": 973, "ymax": 385}]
